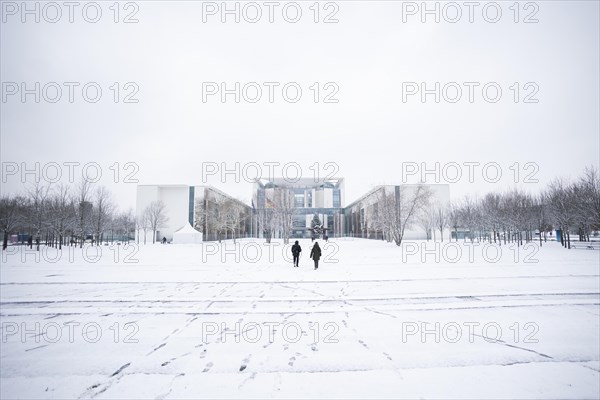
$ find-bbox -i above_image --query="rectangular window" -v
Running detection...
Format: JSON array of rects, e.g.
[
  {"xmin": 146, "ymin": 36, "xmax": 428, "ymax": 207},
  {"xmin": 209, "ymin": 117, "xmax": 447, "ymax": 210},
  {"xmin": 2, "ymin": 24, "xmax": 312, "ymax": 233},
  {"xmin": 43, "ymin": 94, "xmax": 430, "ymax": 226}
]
[
  {"xmin": 294, "ymin": 193, "xmax": 304, "ymax": 207},
  {"xmin": 293, "ymin": 214, "xmax": 305, "ymax": 228},
  {"xmin": 188, "ymin": 186, "xmax": 195, "ymax": 225},
  {"xmin": 333, "ymin": 189, "xmax": 341, "ymax": 208}
]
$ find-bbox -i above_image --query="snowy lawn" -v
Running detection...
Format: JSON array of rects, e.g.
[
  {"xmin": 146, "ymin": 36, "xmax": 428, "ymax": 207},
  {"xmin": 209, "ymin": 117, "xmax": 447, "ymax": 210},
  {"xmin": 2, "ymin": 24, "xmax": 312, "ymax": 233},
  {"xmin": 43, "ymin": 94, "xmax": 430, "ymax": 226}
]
[{"xmin": 1, "ymin": 238, "xmax": 599, "ymax": 399}]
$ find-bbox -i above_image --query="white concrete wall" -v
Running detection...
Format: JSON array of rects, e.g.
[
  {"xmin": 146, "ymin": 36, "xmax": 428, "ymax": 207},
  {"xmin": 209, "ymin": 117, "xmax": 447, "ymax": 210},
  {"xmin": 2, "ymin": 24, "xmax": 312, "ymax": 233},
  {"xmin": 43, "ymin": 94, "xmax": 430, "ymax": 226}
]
[
  {"xmin": 135, "ymin": 185, "xmax": 190, "ymax": 243},
  {"xmin": 158, "ymin": 186, "xmax": 190, "ymax": 241},
  {"xmin": 323, "ymin": 188, "xmax": 333, "ymax": 208},
  {"xmin": 314, "ymin": 189, "xmax": 323, "ymax": 208}
]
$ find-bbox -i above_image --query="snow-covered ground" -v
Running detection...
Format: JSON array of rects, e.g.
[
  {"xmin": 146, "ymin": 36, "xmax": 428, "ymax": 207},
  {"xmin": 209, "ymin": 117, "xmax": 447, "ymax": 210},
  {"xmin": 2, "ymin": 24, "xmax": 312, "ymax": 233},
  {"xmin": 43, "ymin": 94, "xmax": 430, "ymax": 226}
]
[{"xmin": 1, "ymin": 238, "xmax": 599, "ymax": 399}]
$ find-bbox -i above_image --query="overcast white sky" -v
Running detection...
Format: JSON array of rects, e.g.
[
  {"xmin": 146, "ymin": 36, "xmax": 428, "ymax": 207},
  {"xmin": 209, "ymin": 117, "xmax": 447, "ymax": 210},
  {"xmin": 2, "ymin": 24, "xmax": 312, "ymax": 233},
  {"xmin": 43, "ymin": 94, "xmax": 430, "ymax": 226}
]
[{"xmin": 1, "ymin": 1, "xmax": 599, "ymax": 209}]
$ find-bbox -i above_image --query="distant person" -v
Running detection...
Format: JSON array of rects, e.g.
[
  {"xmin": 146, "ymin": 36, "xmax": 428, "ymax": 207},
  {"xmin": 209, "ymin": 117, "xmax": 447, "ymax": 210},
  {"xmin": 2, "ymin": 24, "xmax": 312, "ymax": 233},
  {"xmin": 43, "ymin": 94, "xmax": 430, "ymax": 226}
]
[
  {"xmin": 292, "ymin": 240, "xmax": 302, "ymax": 267},
  {"xmin": 324, "ymin": 235, "xmax": 329, "ymax": 242},
  {"xmin": 27, "ymin": 236, "xmax": 32, "ymax": 249},
  {"xmin": 291, "ymin": 240, "xmax": 302, "ymax": 267},
  {"xmin": 162, "ymin": 237, "xmax": 167, "ymax": 244},
  {"xmin": 310, "ymin": 241, "xmax": 321, "ymax": 270}
]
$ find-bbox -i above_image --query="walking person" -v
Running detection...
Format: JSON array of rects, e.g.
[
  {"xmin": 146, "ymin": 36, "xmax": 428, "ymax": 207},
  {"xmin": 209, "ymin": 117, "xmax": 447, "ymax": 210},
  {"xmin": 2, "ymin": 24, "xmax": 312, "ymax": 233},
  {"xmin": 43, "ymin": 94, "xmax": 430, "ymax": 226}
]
[
  {"xmin": 310, "ymin": 241, "xmax": 321, "ymax": 270},
  {"xmin": 291, "ymin": 240, "xmax": 302, "ymax": 267}
]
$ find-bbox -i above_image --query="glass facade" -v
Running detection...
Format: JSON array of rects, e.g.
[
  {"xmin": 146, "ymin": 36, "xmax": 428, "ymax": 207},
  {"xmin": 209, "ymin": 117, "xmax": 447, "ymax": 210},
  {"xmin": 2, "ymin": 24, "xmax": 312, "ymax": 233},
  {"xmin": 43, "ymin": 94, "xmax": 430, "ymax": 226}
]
[
  {"xmin": 188, "ymin": 186, "xmax": 195, "ymax": 225},
  {"xmin": 252, "ymin": 178, "xmax": 345, "ymax": 238},
  {"xmin": 257, "ymin": 189, "xmax": 265, "ymax": 208},
  {"xmin": 294, "ymin": 192, "xmax": 304, "ymax": 207},
  {"xmin": 333, "ymin": 189, "xmax": 341, "ymax": 208}
]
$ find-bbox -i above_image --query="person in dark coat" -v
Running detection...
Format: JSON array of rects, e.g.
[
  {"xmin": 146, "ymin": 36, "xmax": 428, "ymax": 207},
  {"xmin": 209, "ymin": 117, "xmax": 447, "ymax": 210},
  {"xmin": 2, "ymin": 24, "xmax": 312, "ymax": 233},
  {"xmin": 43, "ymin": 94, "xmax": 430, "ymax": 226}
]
[
  {"xmin": 291, "ymin": 240, "xmax": 302, "ymax": 267},
  {"xmin": 162, "ymin": 237, "xmax": 167, "ymax": 244},
  {"xmin": 310, "ymin": 242, "xmax": 321, "ymax": 270}
]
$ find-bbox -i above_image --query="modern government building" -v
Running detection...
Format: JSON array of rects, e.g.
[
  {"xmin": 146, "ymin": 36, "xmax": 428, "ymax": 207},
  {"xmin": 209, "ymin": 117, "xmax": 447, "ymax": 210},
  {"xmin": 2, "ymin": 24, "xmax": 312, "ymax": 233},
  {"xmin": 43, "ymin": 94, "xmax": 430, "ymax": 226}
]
[{"xmin": 136, "ymin": 178, "xmax": 450, "ymax": 243}]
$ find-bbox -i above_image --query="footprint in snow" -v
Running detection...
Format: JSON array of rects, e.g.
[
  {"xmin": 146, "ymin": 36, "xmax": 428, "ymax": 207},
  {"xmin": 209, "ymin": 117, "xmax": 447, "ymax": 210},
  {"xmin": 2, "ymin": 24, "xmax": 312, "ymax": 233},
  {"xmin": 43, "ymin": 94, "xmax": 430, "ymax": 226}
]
[
  {"xmin": 240, "ymin": 354, "xmax": 251, "ymax": 371},
  {"xmin": 202, "ymin": 362, "xmax": 213, "ymax": 373}
]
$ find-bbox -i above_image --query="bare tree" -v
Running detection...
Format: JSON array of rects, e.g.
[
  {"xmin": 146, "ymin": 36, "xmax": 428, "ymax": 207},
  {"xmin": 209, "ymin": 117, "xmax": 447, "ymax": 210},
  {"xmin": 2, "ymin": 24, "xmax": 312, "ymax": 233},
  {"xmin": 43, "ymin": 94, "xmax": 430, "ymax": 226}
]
[
  {"xmin": 481, "ymin": 193, "xmax": 503, "ymax": 244},
  {"xmin": 74, "ymin": 178, "xmax": 94, "ymax": 248},
  {"xmin": 27, "ymin": 182, "xmax": 52, "ymax": 250},
  {"xmin": 502, "ymin": 189, "xmax": 531, "ymax": 245},
  {"xmin": 0, "ymin": 195, "xmax": 27, "ymax": 250},
  {"xmin": 433, "ymin": 203, "xmax": 448, "ymax": 242},
  {"xmin": 574, "ymin": 166, "xmax": 600, "ymax": 241},
  {"xmin": 225, "ymin": 200, "xmax": 247, "ymax": 243},
  {"xmin": 274, "ymin": 188, "xmax": 296, "ymax": 245},
  {"xmin": 46, "ymin": 184, "xmax": 75, "ymax": 249},
  {"xmin": 458, "ymin": 196, "xmax": 479, "ymax": 242},
  {"xmin": 370, "ymin": 202, "xmax": 386, "ymax": 241},
  {"xmin": 145, "ymin": 200, "xmax": 169, "ymax": 244},
  {"xmin": 257, "ymin": 208, "xmax": 277, "ymax": 243},
  {"xmin": 206, "ymin": 194, "xmax": 232, "ymax": 242},
  {"xmin": 92, "ymin": 186, "xmax": 115, "ymax": 246},
  {"xmin": 137, "ymin": 210, "xmax": 151, "ymax": 244},
  {"xmin": 583, "ymin": 166, "xmax": 600, "ymax": 231},
  {"xmin": 194, "ymin": 197, "xmax": 207, "ymax": 235},
  {"xmin": 448, "ymin": 202, "xmax": 462, "ymax": 241},
  {"xmin": 547, "ymin": 178, "xmax": 576, "ymax": 248},
  {"xmin": 121, "ymin": 208, "xmax": 136, "ymax": 244},
  {"xmin": 532, "ymin": 193, "xmax": 550, "ymax": 246},
  {"xmin": 376, "ymin": 185, "xmax": 432, "ymax": 246},
  {"xmin": 254, "ymin": 188, "xmax": 296, "ymax": 244},
  {"xmin": 418, "ymin": 207, "xmax": 435, "ymax": 241}
]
